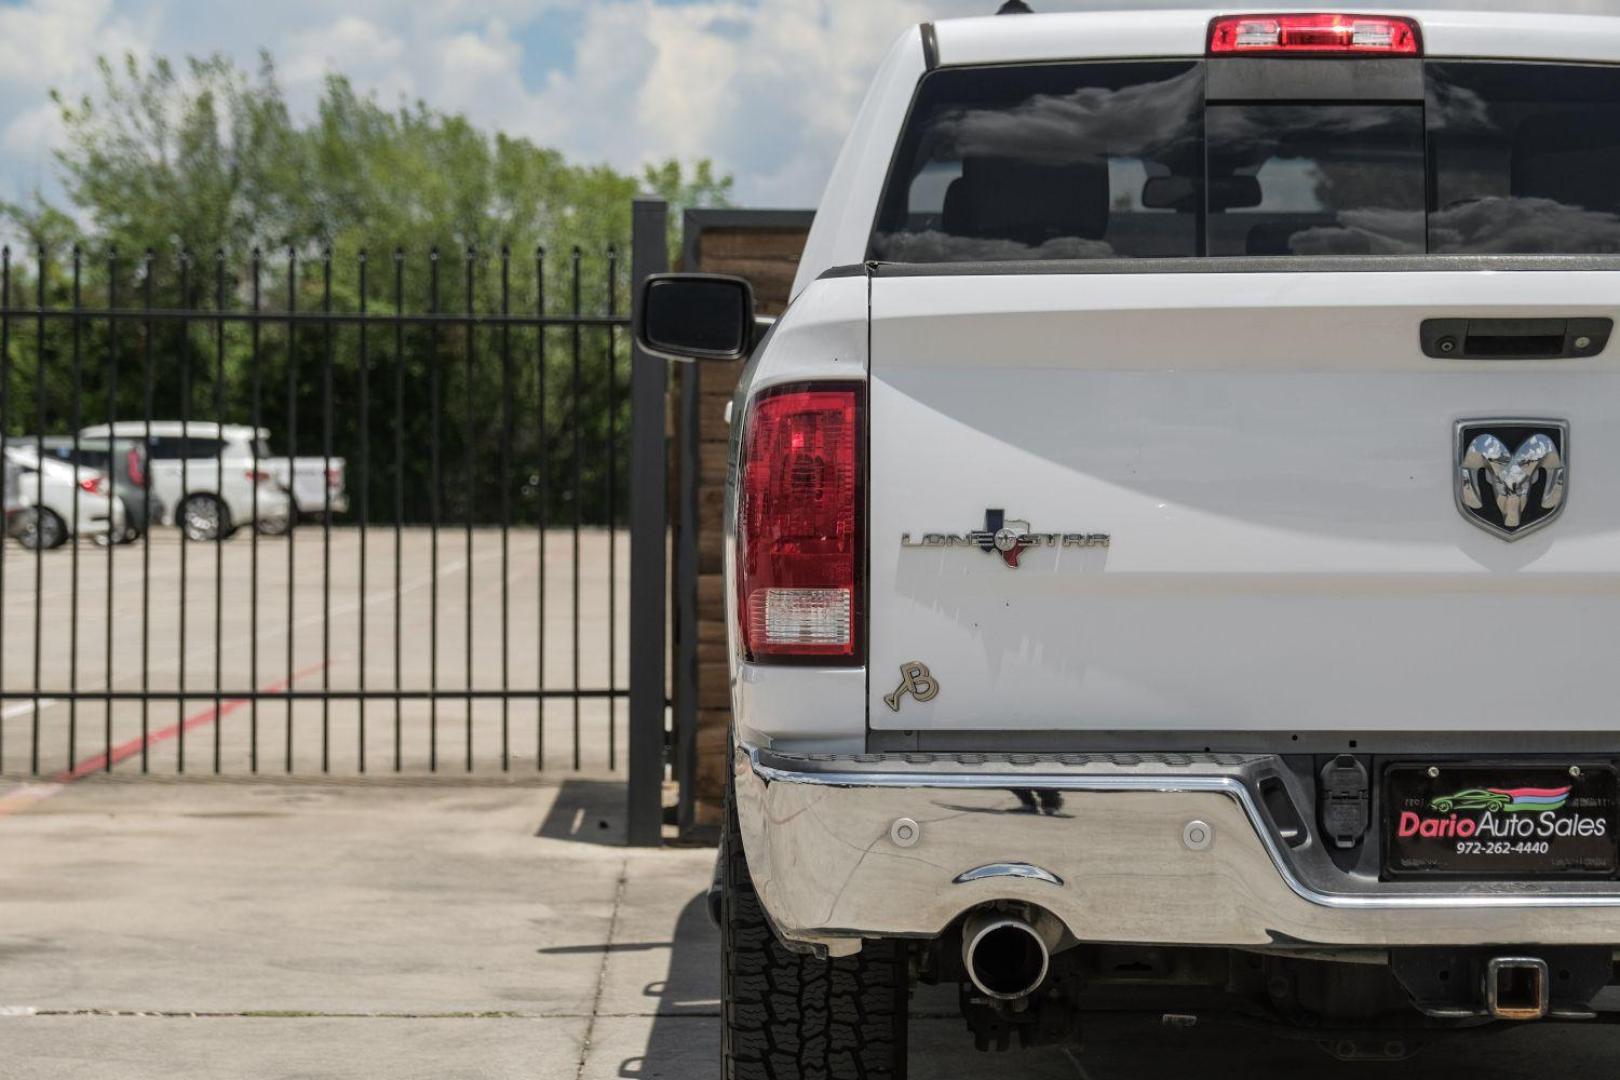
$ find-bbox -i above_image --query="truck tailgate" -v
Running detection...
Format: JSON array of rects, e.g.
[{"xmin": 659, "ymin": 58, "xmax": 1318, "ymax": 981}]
[{"xmin": 867, "ymin": 268, "xmax": 1620, "ymax": 737}]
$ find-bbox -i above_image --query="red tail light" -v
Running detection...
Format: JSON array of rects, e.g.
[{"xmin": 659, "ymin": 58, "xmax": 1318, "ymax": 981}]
[
  {"xmin": 78, "ymin": 475, "xmax": 106, "ymax": 496},
  {"xmin": 126, "ymin": 447, "xmax": 145, "ymax": 487},
  {"xmin": 736, "ymin": 384, "xmax": 861, "ymax": 663},
  {"xmin": 245, "ymin": 469, "xmax": 271, "ymax": 484},
  {"xmin": 326, "ymin": 466, "xmax": 341, "ymax": 488},
  {"xmin": 1209, "ymin": 14, "xmax": 1421, "ymax": 55}
]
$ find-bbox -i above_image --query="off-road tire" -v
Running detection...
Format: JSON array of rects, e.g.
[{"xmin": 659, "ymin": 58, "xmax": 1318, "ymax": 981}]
[{"xmin": 722, "ymin": 780, "xmax": 909, "ymax": 1079}]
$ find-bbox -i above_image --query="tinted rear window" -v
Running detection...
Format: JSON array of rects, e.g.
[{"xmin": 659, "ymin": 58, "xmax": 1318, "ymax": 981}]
[
  {"xmin": 871, "ymin": 62, "xmax": 1204, "ymax": 262},
  {"xmin": 1429, "ymin": 62, "xmax": 1620, "ymax": 254},
  {"xmin": 870, "ymin": 60, "xmax": 1620, "ymax": 262},
  {"xmin": 1206, "ymin": 103, "xmax": 1425, "ymax": 256}
]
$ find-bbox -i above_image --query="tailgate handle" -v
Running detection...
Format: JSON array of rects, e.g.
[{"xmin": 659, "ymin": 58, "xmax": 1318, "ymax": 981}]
[{"xmin": 1421, "ymin": 318, "xmax": 1612, "ymax": 360}]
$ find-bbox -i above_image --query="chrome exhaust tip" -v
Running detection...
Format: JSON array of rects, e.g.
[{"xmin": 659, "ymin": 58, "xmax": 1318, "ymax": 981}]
[
  {"xmin": 962, "ymin": 908, "xmax": 1052, "ymax": 1001},
  {"xmin": 1486, "ymin": 957, "xmax": 1550, "ymax": 1021}
]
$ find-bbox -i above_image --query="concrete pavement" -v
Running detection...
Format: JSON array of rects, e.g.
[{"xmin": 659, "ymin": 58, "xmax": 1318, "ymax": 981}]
[
  {"xmin": 1, "ymin": 527, "xmax": 628, "ymax": 778},
  {"xmin": 3, "ymin": 777, "xmax": 1620, "ymax": 1079}
]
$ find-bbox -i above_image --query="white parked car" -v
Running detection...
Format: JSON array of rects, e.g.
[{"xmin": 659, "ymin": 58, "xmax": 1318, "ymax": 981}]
[
  {"xmin": 4, "ymin": 445, "xmax": 126, "ymax": 550},
  {"xmin": 640, "ymin": 7, "xmax": 1620, "ymax": 1073},
  {"xmin": 79, "ymin": 422, "xmax": 291, "ymax": 541}
]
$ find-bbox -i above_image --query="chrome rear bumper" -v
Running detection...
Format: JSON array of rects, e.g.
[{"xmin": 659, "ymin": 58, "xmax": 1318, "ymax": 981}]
[{"xmin": 733, "ymin": 746, "xmax": 1620, "ymax": 958}]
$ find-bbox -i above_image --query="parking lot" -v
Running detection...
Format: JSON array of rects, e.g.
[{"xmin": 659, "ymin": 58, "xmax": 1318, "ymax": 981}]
[
  {"xmin": 0, "ymin": 527, "xmax": 629, "ymax": 778},
  {"xmin": 2, "ymin": 777, "xmax": 1619, "ymax": 1079}
]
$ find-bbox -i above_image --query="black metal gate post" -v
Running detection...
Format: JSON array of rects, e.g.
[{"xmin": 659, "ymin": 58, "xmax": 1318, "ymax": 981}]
[{"xmin": 627, "ymin": 198, "xmax": 670, "ymax": 846}]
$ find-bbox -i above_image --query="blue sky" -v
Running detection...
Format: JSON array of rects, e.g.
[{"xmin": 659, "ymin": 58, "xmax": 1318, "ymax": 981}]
[{"xmin": 1, "ymin": 0, "xmax": 1616, "ymax": 212}]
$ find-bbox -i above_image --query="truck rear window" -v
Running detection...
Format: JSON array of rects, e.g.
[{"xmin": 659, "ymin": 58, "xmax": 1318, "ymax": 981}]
[
  {"xmin": 1429, "ymin": 62, "xmax": 1620, "ymax": 254},
  {"xmin": 870, "ymin": 60, "xmax": 1620, "ymax": 262}
]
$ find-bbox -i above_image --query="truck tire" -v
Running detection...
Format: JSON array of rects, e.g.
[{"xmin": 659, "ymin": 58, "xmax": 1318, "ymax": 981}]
[{"xmin": 723, "ymin": 782, "xmax": 909, "ymax": 1080}]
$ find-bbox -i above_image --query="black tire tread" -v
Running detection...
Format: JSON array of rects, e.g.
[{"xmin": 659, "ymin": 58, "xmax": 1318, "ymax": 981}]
[{"xmin": 722, "ymin": 783, "xmax": 908, "ymax": 1080}]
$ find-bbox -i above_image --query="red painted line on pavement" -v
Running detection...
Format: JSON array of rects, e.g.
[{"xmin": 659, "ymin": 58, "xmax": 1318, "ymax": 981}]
[
  {"xmin": 0, "ymin": 660, "xmax": 328, "ymax": 816},
  {"xmin": 55, "ymin": 659, "xmax": 331, "ymax": 782}
]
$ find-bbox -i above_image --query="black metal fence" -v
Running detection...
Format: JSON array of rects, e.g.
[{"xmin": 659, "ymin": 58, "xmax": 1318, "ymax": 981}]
[{"xmin": 0, "ymin": 203, "xmax": 669, "ymax": 785}]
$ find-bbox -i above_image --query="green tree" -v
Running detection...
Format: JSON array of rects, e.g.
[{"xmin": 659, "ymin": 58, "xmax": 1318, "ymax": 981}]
[
  {"xmin": 643, "ymin": 157, "xmax": 735, "ymax": 257},
  {"xmin": 2, "ymin": 51, "xmax": 732, "ymax": 527},
  {"xmin": 50, "ymin": 53, "xmax": 296, "ymax": 266}
]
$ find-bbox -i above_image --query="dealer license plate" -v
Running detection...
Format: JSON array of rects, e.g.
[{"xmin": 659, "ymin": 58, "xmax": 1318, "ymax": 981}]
[{"xmin": 1383, "ymin": 763, "xmax": 1618, "ymax": 880}]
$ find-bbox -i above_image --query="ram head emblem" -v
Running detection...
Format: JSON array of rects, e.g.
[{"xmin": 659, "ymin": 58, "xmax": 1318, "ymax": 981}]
[{"xmin": 1455, "ymin": 421, "xmax": 1568, "ymax": 540}]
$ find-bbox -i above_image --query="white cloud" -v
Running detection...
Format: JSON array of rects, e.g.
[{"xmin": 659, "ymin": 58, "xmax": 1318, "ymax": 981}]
[
  {"xmin": 518, "ymin": 0, "xmax": 990, "ymax": 204},
  {"xmin": 0, "ymin": 0, "xmax": 993, "ymax": 206},
  {"xmin": 0, "ymin": 0, "xmax": 155, "ymax": 196},
  {"xmin": 0, "ymin": 0, "xmax": 141, "ymax": 87},
  {"xmin": 283, "ymin": 16, "xmax": 408, "ymax": 94},
  {"xmin": 432, "ymin": 19, "xmax": 531, "ymax": 123},
  {"xmin": 3, "ymin": 102, "xmax": 66, "ymax": 160}
]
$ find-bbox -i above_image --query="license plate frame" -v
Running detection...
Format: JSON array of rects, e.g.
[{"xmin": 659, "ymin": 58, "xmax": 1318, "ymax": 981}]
[{"xmin": 1383, "ymin": 762, "xmax": 1619, "ymax": 880}]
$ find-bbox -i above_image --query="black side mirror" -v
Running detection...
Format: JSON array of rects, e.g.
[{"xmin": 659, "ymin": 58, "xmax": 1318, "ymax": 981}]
[{"xmin": 635, "ymin": 273, "xmax": 755, "ymax": 363}]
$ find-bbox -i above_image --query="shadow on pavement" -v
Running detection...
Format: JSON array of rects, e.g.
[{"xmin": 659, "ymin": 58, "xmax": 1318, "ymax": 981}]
[
  {"xmin": 617, "ymin": 891, "xmax": 719, "ymax": 1079},
  {"xmin": 1065, "ymin": 1013, "xmax": 1620, "ymax": 1079},
  {"xmin": 535, "ymin": 779, "xmax": 627, "ymax": 846},
  {"xmin": 535, "ymin": 941, "xmax": 673, "ymax": 957},
  {"xmin": 904, "ymin": 1003, "xmax": 1620, "ymax": 1079}
]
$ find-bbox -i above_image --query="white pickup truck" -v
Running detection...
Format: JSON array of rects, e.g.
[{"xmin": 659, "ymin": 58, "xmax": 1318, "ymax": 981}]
[
  {"xmin": 263, "ymin": 454, "xmax": 349, "ymax": 523},
  {"xmin": 639, "ymin": 7, "xmax": 1620, "ymax": 1075}
]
